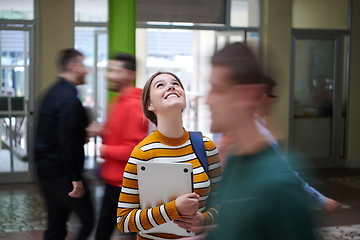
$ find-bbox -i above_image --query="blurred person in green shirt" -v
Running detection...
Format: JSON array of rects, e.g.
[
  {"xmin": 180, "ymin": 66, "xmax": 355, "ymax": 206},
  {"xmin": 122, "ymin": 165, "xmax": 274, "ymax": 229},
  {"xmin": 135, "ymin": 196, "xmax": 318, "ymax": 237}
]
[{"xmin": 191, "ymin": 42, "xmax": 315, "ymax": 240}]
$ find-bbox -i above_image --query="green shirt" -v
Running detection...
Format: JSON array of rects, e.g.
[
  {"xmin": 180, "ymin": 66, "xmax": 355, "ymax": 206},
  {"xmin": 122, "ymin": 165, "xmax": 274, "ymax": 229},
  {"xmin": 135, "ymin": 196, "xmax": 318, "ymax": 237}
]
[{"xmin": 208, "ymin": 146, "xmax": 314, "ymax": 240}]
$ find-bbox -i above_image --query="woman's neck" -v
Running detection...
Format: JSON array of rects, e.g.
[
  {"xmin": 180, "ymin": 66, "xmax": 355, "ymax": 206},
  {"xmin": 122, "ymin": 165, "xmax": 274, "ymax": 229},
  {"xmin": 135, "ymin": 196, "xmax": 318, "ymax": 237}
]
[{"xmin": 156, "ymin": 113, "xmax": 184, "ymax": 138}]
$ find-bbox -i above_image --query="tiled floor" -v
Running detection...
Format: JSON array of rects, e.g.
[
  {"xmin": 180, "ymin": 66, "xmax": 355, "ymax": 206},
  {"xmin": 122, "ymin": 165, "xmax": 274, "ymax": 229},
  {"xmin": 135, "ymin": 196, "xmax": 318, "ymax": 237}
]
[
  {"xmin": 0, "ymin": 175, "xmax": 134, "ymax": 240},
  {"xmin": 1, "ymin": 169, "xmax": 360, "ymax": 239},
  {"xmin": 312, "ymin": 170, "xmax": 360, "ymax": 239}
]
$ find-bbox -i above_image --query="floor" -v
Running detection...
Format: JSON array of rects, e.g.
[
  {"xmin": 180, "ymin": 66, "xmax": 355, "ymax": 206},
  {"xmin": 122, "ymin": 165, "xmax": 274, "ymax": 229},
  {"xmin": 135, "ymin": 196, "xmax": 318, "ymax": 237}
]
[
  {"xmin": 1, "ymin": 169, "xmax": 360, "ymax": 239},
  {"xmin": 313, "ymin": 169, "xmax": 360, "ymax": 240},
  {"xmin": 0, "ymin": 173, "xmax": 134, "ymax": 240}
]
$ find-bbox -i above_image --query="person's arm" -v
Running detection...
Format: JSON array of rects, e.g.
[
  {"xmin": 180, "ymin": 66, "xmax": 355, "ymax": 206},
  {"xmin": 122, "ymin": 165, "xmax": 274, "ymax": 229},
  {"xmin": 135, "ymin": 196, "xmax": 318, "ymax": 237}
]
[
  {"xmin": 56, "ymin": 98, "xmax": 84, "ymax": 181},
  {"xmin": 292, "ymin": 170, "xmax": 338, "ymax": 212},
  {"xmin": 117, "ymin": 149, "xmax": 199, "ymax": 233},
  {"xmin": 292, "ymin": 170, "xmax": 326, "ymax": 205},
  {"xmin": 101, "ymin": 103, "xmax": 148, "ymax": 161},
  {"xmin": 86, "ymin": 121, "xmax": 103, "ymax": 138},
  {"xmin": 257, "ymin": 119, "xmax": 338, "ymax": 212},
  {"xmin": 56, "ymin": 98, "xmax": 85, "ymax": 198}
]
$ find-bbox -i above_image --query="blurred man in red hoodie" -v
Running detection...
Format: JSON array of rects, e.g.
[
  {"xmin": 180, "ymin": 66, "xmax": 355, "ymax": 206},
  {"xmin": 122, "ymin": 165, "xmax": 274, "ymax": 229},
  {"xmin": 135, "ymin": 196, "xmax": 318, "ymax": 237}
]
[{"xmin": 87, "ymin": 53, "xmax": 149, "ymax": 240}]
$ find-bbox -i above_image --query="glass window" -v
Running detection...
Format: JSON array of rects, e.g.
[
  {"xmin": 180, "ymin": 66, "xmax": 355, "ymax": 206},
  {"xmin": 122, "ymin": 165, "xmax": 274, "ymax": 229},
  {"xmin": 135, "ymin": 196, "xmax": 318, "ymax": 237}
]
[
  {"xmin": 75, "ymin": 0, "xmax": 108, "ymax": 22},
  {"xmin": 246, "ymin": 32, "xmax": 259, "ymax": 57},
  {"xmin": 74, "ymin": 27, "xmax": 107, "ymax": 118},
  {"xmin": 293, "ymin": 39, "xmax": 334, "ymax": 117},
  {"xmin": 230, "ymin": 0, "xmax": 260, "ymax": 27},
  {"xmin": 139, "ymin": 29, "xmax": 216, "ymax": 134},
  {"xmin": 0, "ymin": 0, "xmax": 34, "ymax": 20},
  {"xmin": 215, "ymin": 31, "xmax": 260, "ymax": 56},
  {"xmin": 216, "ymin": 35, "xmax": 226, "ymax": 52},
  {"xmin": 145, "ymin": 29, "xmax": 194, "ymax": 91},
  {"xmin": 1, "ymin": 30, "xmax": 30, "ymax": 98},
  {"xmin": 215, "ymin": 31, "xmax": 246, "ymax": 52},
  {"xmin": 145, "ymin": 29, "xmax": 195, "ymax": 129},
  {"xmin": 74, "ymin": 27, "xmax": 108, "ymax": 168},
  {"xmin": 75, "ymin": 27, "xmax": 96, "ymax": 67},
  {"xmin": 229, "ymin": 35, "xmax": 243, "ymax": 43},
  {"xmin": 0, "ymin": 29, "xmax": 30, "ymax": 174},
  {"xmin": 292, "ymin": 39, "xmax": 335, "ymax": 159}
]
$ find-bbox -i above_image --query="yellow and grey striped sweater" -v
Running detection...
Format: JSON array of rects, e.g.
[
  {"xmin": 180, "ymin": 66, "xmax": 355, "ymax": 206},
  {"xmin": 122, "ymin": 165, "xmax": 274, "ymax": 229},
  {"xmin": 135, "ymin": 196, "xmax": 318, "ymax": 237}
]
[{"xmin": 117, "ymin": 129, "xmax": 222, "ymax": 240}]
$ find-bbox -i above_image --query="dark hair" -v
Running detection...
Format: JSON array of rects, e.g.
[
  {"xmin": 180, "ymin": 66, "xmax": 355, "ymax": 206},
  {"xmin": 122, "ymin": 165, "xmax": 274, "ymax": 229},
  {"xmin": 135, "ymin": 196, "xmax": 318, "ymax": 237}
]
[
  {"xmin": 111, "ymin": 52, "xmax": 136, "ymax": 71},
  {"xmin": 211, "ymin": 42, "xmax": 263, "ymax": 85},
  {"xmin": 57, "ymin": 48, "xmax": 83, "ymax": 72},
  {"xmin": 142, "ymin": 71, "xmax": 184, "ymax": 126},
  {"xmin": 262, "ymin": 75, "xmax": 277, "ymax": 95}
]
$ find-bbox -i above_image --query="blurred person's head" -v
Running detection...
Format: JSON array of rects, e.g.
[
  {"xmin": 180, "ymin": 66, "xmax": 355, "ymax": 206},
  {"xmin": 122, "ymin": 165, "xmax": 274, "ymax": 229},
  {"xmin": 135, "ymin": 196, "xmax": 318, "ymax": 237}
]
[
  {"xmin": 255, "ymin": 75, "xmax": 277, "ymax": 118},
  {"xmin": 142, "ymin": 71, "xmax": 185, "ymax": 126},
  {"xmin": 106, "ymin": 52, "xmax": 136, "ymax": 92},
  {"xmin": 206, "ymin": 42, "xmax": 265, "ymax": 133},
  {"xmin": 57, "ymin": 48, "xmax": 87, "ymax": 85}
]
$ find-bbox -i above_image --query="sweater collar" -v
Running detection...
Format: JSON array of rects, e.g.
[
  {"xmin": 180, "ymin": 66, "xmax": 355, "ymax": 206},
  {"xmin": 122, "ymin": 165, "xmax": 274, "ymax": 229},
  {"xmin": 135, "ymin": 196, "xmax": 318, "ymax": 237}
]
[{"xmin": 152, "ymin": 129, "xmax": 189, "ymax": 146}]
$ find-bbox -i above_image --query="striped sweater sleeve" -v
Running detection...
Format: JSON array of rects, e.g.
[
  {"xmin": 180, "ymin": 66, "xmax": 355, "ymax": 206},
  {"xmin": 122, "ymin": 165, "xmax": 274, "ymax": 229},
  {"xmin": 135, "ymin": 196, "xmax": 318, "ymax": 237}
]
[
  {"xmin": 117, "ymin": 146, "xmax": 182, "ymax": 233},
  {"xmin": 201, "ymin": 137, "xmax": 223, "ymax": 225}
]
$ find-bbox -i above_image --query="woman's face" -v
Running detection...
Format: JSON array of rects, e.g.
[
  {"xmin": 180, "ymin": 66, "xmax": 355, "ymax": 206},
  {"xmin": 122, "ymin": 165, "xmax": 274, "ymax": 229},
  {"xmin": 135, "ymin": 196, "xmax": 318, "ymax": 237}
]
[{"xmin": 148, "ymin": 73, "xmax": 186, "ymax": 114}]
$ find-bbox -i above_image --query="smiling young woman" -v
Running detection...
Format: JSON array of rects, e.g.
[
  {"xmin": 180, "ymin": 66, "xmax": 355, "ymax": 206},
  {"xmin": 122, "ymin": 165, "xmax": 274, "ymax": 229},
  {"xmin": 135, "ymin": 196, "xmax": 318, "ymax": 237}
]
[
  {"xmin": 116, "ymin": 71, "xmax": 223, "ymax": 240},
  {"xmin": 144, "ymin": 72, "xmax": 186, "ymax": 138}
]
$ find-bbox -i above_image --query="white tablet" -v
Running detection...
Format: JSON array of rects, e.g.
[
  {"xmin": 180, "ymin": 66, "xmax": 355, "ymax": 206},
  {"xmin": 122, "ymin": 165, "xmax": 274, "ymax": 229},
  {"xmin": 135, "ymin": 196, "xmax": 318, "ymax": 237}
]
[{"xmin": 137, "ymin": 161, "xmax": 195, "ymax": 236}]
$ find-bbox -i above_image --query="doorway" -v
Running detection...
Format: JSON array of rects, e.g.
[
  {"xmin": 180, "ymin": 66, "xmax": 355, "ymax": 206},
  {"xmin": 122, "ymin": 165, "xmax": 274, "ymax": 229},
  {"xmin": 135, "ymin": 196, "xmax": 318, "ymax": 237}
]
[
  {"xmin": 0, "ymin": 27, "xmax": 35, "ymax": 183},
  {"xmin": 290, "ymin": 31, "xmax": 349, "ymax": 168}
]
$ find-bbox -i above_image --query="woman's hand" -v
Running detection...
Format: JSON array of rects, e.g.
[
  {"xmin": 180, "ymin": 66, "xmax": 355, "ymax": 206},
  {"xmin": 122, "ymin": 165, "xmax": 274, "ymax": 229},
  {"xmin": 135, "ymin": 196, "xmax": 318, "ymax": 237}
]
[
  {"xmin": 174, "ymin": 212, "xmax": 205, "ymax": 233},
  {"xmin": 175, "ymin": 192, "xmax": 199, "ymax": 216}
]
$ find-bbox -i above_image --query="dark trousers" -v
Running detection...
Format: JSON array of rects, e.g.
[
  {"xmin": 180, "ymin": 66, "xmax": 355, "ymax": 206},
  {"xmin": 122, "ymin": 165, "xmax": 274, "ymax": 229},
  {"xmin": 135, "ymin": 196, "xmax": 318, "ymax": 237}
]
[
  {"xmin": 95, "ymin": 183, "xmax": 121, "ymax": 240},
  {"xmin": 39, "ymin": 176, "xmax": 95, "ymax": 240}
]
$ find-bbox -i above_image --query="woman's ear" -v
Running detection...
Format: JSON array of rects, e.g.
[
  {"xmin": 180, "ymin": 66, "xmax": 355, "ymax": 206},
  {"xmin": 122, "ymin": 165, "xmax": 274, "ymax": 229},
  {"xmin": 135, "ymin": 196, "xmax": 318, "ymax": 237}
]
[{"xmin": 148, "ymin": 103, "xmax": 154, "ymax": 111}]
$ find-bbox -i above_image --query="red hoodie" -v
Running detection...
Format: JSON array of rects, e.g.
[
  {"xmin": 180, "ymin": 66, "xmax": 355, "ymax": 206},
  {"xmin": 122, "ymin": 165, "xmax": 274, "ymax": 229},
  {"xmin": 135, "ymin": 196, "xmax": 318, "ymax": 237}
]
[{"xmin": 100, "ymin": 87, "xmax": 148, "ymax": 186}]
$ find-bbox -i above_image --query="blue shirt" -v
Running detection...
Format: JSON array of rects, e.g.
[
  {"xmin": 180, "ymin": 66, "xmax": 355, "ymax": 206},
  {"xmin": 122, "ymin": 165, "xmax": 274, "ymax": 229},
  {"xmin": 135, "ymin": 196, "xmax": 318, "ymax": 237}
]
[{"xmin": 254, "ymin": 114, "xmax": 326, "ymax": 206}]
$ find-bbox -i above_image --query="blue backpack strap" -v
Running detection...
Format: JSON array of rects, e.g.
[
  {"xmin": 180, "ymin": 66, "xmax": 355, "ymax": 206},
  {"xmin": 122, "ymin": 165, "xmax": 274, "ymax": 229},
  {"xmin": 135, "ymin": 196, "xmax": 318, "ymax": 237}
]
[{"xmin": 189, "ymin": 131, "xmax": 209, "ymax": 175}]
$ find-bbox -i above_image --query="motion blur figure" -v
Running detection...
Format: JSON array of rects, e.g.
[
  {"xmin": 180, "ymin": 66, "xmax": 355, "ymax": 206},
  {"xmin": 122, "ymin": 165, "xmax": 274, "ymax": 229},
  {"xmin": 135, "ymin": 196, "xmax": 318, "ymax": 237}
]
[
  {"xmin": 34, "ymin": 49, "xmax": 94, "ymax": 240},
  {"xmin": 204, "ymin": 42, "xmax": 315, "ymax": 240},
  {"xmin": 86, "ymin": 53, "xmax": 149, "ymax": 240},
  {"xmin": 255, "ymin": 76, "xmax": 338, "ymax": 212},
  {"xmin": 217, "ymin": 75, "xmax": 338, "ymax": 213}
]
